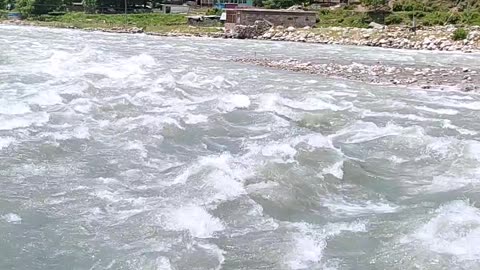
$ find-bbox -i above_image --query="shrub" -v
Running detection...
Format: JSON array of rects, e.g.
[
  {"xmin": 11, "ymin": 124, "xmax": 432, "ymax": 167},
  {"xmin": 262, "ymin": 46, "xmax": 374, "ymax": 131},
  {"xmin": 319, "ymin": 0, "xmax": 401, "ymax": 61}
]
[
  {"xmin": 206, "ymin": 8, "xmax": 221, "ymax": 16},
  {"xmin": 452, "ymin": 28, "xmax": 468, "ymax": 41},
  {"xmin": 393, "ymin": 0, "xmax": 425, "ymax": 12},
  {"xmin": 385, "ymin": 14, "xmax": 404, "ymax": 25},
  {"xmin": 361, "ymin": 0, "xmax": 385, "ymax": 7}
]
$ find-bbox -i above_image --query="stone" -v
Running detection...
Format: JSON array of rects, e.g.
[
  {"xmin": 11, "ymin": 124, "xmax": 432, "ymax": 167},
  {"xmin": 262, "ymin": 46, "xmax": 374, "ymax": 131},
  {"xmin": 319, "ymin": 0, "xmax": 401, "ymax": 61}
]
[
  {"xmin": 286, "ymin": 26, "xmax": 296, "ymax": 32},
  {"xmin": 368, "ymin": 22, "xmax": 385, "ymax": 30},
  {"xmin": 414, "ymin": 71, "xmax": 424, "ymax": 76},
  {"xmin": 262, "ymin": 32, "xmax": 273, "ymax": 39},
  {"xmin": 462, "ymin": 84, "xmax": 476, "ymax": 92}
]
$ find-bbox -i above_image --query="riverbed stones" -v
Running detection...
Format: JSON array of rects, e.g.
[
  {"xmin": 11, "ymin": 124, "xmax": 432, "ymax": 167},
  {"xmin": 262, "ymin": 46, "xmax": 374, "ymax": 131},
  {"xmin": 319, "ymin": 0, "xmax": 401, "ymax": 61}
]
[{"xmin": 234, "ymin": 57, "xmax": 480, "ymax": 93}]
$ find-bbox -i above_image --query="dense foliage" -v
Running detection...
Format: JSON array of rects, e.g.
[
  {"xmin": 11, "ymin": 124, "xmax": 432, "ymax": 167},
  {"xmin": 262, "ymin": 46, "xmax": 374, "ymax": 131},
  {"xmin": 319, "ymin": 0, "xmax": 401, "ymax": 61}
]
[{"xmin": 16, "ymin": 0, "xmax": 64, "ymax": 15}]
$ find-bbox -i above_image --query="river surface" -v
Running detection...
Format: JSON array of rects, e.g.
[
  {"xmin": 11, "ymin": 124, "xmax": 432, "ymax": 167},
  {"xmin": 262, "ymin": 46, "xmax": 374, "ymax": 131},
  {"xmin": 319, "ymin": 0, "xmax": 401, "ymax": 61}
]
[{"xmin": 1, "ymin": 25, "xmax": 480, "ymax": 270}]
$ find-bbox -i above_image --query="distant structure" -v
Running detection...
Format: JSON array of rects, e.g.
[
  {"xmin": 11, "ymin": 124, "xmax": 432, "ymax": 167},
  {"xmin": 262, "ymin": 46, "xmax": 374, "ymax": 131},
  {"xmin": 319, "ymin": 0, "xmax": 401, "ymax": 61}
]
[
  {"xmin": 159, "ymin": 4, "xmax": 190, "ymax": 14},
  {"xmin": 225, "ymin": 8, "xmax": 317, "ymax": 28},
  {"xmin": 214, "ymin": 0, "xmax": 253, "ymax": 9},
  {"xmin": 197, "ymin": 0, "xmax": 253, "ymax": 8}
]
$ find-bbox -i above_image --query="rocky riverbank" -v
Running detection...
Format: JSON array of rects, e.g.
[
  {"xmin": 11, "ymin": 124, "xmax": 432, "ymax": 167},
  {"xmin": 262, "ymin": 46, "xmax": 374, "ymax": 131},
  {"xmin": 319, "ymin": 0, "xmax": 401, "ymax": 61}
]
[
  {"xmin": 2, "ymin": 19, "xmax": 480, "ymax": 52},
  {"xmin": 233, "ymin": 23, "xmax": 480, "ymax": 53},
  {"xmin": 235, "ymin": 57, "xmax": 480, "ymax": 92}
]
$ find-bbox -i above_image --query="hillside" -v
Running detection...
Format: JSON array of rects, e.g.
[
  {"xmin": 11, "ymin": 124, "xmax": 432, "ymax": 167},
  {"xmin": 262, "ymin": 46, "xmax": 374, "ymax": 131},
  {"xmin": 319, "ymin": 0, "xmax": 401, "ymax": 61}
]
[{"xmin": 314, "ymin": 0, "xmax": 480, "ymax": 27}]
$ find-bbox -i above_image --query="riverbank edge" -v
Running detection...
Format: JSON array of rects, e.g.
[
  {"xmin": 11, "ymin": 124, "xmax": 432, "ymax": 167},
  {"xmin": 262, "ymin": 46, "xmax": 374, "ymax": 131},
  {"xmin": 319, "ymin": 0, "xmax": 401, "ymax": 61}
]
[{"xmin": 2, "ymin": 19, "xmax": 480, "ymax": 53}]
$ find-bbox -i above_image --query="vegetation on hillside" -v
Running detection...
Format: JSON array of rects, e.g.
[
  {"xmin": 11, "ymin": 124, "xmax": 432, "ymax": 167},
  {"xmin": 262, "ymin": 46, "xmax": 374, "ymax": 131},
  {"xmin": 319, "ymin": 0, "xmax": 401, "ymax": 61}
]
[{"xmin": 1, "ymin": 0, "xmax": 480, "ymax": 29}]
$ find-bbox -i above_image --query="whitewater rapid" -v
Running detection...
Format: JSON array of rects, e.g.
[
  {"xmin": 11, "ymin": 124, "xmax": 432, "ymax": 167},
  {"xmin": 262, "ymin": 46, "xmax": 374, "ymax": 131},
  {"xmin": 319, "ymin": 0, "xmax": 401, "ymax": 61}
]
[{"xmin": 1, "ymin": 25, "xmax": 480, "ymax": 270}]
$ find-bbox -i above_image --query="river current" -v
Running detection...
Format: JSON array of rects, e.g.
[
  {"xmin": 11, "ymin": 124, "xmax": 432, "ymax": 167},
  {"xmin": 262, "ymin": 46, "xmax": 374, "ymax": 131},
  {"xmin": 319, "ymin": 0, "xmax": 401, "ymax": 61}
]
[{"xmin": 1, "ymin": 25, "xmax": 480, "ymax": 270}]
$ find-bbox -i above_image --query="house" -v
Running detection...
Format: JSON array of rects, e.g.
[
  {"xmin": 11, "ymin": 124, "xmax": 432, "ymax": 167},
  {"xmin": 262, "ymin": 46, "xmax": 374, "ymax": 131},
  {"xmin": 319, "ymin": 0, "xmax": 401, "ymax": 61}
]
[
  {"xmin": 214, "ymin": 0, "xmax": 253, "ymax": 10},
  {"xmin": 225, "ymin": 9, "xmax": 317, "ymax": 29},
  {"xmin": 197, "ymin": 0, "xmax": 253, "ymax": 8},
  {"xmin": 159, "ymin": 4, "xmax": 190, "ymax": 14}
]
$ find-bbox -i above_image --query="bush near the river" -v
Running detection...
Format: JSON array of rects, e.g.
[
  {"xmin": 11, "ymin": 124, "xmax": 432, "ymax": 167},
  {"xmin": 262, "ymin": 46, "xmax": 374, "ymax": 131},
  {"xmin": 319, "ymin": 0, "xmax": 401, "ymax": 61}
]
[{"xmin": 452, "ymin": 28, "xmax": 468, "ymax": 40}]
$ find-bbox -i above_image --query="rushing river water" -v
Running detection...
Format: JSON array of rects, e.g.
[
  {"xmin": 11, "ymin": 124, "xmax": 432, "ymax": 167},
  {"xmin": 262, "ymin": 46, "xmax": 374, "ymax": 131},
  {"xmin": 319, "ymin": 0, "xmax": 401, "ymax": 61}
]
[{"xmin": 1, "ymin": 25, "xmax": 480, "ymax": 270}]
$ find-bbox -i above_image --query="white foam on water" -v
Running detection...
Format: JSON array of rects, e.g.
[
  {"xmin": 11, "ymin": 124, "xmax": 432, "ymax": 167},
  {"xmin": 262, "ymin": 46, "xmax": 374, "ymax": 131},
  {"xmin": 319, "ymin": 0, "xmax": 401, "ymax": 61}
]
[
  {"xmin": 86, "ymin": 53, "xmax": 156, "ymax": 79},
  {"xmin": 442, "ymin": 120, "xmax": 478, "ymax": 135},
  {"xmin": 163, "ymin": 206, "xmax": 225, "ymax": 238},
  {"xmin": 287, "ymin": 220, "xmax": 366, "ymax": 269},
  {"xmin": 92, "ymin": 189, "xmax": 122, "ymax": 203},
  {"xmin": 387, "ymin": 155, "xmax": 408, "ymax": 163},
  {"xmin": 72, "ymin": 126, "xmax": 90, "ymax": 139},
  {"xmin": 246, "ymin": 181, "xmax": 280, "ymax": 193},
  {"xmin": 172, "ymin": 153, "xmax": 250, "ymax": 204},
  {"xmin": 427, "ymin": 98, "xmax": 480, "ymax": 111},
  {"xmin": 207, "ymin": 170, "xmax": 246, "ymax": 203},
  {"xmin": 401, "ymin": 200, "xmax": 480, "ymax": 261},
  {"xmin": 292, "ymin": 134, "xmax": 335, "ymax": 150},
  {"xmin": 154, "ymin": 257, "xmax": 172, "ymax": 270},
  {"xmin": 261, "ymin": 143, "xmax": 297, "ymax": 163},
  {"xmin": 177, "ymin": 72, "xmax": 234, "ymax": 90},
  {"xmin": 0, "ymin": 100, "xmax": 31, "ymax": 115},
  {"xmin": 465, "ymin": 141, "xmax": 480, "ymax": 161},
  {"xmin": 0, "ymin": 112, "xmax": 49, "ymax": 130},
  {"xmin": 116, "ymin": 115, "xmax": 183, "ymax": 131},
  {"xmin": 361, "ymin": 110, "xmax": 435, "ymax": 122},
  {"xmin": 124, "ymin": 140, "xmax": 148, "ymax": 158},
  {"xmin": 27, "ymin": 90, "xmax": 63, "ymax": 106},
  {"xmin": 415, "ymin": 106, "xmax": 459, "ymax": 115},
  {"xmin": 448, "ymin": 95, "xmax": 474, "ymax": 101},
  {"xmin": 2, "ymin": 213, "xmax": 22, "ymax": 224},
  {"xmin": 218, "ymin": 94, "xmax": 251, "ymax": 112},
  {"xmin": 321, "ymin": 160, "xmax": 344, "ymax": 179},
  {"xmin": 43, "ymin": 126, "xmax": 90, "ymax": 141},
  {"xmin": 0, "ymin": 137, "xmax": 15, "ymax": 150},
  {"xmin": 184, "ymin": 114, "xmax": 208, "ymax": 124},
  {"xmin": 332, "ymin": 121, "xmax": 424, "ymax": 144},
  {"xmin": 322, "ymin": 197, "xmax": 398, "ymax": 216},
  {"xmin": 285, "ymin": 97, "xmax": 351, "ymax": 112},
  {"xmin": 70, "ymin": 98, "xmax": 94, "ymax": 114}
]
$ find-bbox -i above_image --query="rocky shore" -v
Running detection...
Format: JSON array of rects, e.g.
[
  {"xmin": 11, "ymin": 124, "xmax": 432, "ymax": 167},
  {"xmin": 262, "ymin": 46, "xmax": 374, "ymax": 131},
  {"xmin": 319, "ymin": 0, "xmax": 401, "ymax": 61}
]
[
  {"xmin": 235, "ymin": 57, "xmax": 480, "ymax": 92},
  {"xmin": 3, "ymin": 19, "xmax": 480, "ymax": 53},
  {"xmin": 233, "ymin": 23, "xmax": 480, "ymax": 53}
]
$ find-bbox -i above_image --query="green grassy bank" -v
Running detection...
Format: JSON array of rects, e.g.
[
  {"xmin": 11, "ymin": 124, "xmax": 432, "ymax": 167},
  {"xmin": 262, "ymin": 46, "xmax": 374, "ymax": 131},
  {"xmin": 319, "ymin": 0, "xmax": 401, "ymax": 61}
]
[
  {"xmin": 316, "ymin": 9, "xmax": 480, "ymax": 28},
  {"xmin": 8, "ymin": 12, "xmax": 221, "ymax": 34}
]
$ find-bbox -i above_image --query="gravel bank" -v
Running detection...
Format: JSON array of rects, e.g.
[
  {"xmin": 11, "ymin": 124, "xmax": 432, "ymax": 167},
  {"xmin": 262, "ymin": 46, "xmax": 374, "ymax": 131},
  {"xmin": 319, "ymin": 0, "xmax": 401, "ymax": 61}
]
[{"xmin": 235, "ymin": 57, "xmax": 480, "ymax": 92}]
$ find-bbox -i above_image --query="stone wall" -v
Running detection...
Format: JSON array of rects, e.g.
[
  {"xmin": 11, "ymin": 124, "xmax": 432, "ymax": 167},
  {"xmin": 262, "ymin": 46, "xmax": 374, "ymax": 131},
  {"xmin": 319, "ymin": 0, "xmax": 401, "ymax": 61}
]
[{"xmin": 238, "ymin": 11, "xmax": 316, "ymax": 28}]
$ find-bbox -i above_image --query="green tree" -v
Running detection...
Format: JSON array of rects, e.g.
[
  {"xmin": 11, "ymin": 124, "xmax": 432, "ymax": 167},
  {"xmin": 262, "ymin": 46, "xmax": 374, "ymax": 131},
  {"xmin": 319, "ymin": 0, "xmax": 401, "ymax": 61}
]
[{"xmin": 16, "ymin": 0, "xmax": 64, "ymax": 15}]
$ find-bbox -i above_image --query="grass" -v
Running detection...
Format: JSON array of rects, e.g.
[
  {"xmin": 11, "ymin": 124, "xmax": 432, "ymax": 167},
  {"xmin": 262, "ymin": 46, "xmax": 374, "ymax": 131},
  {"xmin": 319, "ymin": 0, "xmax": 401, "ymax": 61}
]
[
  {"xmin": 316, "ymin": 8, "xmax": 480, "ymax": 28},
  {"xmin": 316, "ymin": 10, "xmax": 373, "ymax": 28},
  {"xmin": 23, "ymin": 12, "xmax": 222, "ymax": 34}
]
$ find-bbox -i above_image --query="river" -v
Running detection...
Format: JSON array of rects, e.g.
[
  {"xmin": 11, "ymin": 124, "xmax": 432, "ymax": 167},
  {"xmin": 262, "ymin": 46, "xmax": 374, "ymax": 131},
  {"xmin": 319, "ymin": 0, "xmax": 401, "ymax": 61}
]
[{"xmin": 1, "ymin": 25, "xmax": 480, "ymax": 270}]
